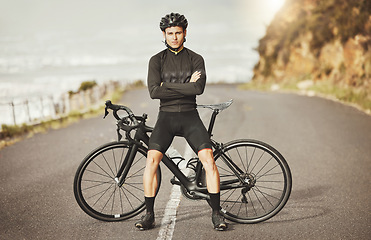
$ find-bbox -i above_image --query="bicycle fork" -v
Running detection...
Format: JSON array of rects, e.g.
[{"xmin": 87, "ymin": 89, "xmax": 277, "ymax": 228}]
[{"xmin": 115, "ymin": 144, "xmax": 139, "ymax": 187}]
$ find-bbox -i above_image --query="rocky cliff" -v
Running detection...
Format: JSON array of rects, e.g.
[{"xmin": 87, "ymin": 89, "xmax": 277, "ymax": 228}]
[{"xmin": 252, "ymin": 0, "xmax": 371, "ymax": 108}]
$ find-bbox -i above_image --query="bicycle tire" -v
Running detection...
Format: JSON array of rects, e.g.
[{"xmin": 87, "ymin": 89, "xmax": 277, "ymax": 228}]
[
  {"xmin": 209, "ymin": 139, "xmax": 292, "ymax": 224},
  {"xmin": 73, "ymin": 141, "xmax": 161, "ymax": 221}
]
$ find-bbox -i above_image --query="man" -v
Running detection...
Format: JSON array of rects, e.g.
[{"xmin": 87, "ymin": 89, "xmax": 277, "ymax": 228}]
[{"xmin": 135, "ymin": 12, "xmax": 227, "ymax": 231}]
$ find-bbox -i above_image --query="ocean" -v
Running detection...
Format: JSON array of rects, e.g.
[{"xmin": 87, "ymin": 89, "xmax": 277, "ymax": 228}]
[{"xmin": 0, "ymin": 0, "xmax": 283, "ymax": 125}]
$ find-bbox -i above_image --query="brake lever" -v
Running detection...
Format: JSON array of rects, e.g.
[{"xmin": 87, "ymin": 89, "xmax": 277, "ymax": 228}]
[
  {"xmin": 116, "ymin": 124, "xmax": 123, "ymax": 141},
  {"xmin": 103, "ymin": 106, "xmax": 109, "ymax": 119},
  {"xmin": 103, "ymin": 100, "xmax": 113, "ymax": 119}
]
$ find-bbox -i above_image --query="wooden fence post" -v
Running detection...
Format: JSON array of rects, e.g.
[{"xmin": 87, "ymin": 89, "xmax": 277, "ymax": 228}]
[
  {"xmin": 25, "ymin": 100, "xmax": 31, "ymax": 123},
  {"xmin": 40, "ymin": 97, "xmax": 44, "ymax": 118},
  {"xmin": 49, "ymin": 96, "xmax": 56, "ymax": 119},
  {"xmin": 10, "ymin": 102, "xmax": 16, "ymax": 125}
]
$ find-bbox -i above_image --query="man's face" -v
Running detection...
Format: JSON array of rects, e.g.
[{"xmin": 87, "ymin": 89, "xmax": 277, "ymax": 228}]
[{"xmin": 163, "ymin": 26, "xmax": 186, "ymax": 49}]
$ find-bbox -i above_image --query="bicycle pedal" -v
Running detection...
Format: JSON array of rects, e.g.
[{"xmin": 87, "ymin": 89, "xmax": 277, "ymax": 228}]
[
  {"xmin": 190, "ymin": 191, "xmax": 210, "ymax": 200},
  {"xmin": 170, "ymin": 176, "xmax": 181, "ymax": 185}
]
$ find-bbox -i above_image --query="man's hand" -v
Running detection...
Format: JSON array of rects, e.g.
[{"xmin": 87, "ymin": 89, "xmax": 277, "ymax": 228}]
[{"xmin": 190, "ymin": 71, "xmax": 201, "ymax": 82}]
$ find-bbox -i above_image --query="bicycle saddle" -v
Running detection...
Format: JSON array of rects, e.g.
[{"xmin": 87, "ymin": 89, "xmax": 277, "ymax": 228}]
[{"xmin": 197, "ymin": 99, "xmax": 233, "ymax": 111}]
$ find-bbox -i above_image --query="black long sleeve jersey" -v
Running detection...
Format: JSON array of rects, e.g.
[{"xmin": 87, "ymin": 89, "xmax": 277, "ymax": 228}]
[{"xmin": 147, "ymin": 47, "xmax": 206, "ymax": 112}]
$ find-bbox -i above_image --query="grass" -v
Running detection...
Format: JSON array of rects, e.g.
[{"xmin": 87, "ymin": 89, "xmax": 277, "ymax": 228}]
[
  {"xmin": 307, "ymin": 81, "xmax": 371, "ymax": 111},
  {"xmin": 0, "ymin": 108, "xmax": 102, "ymax": 149},
  {"xmin": 239, "ymin": 79, "xmax": 371, "ymax": 114},
  {"xmin": 239, "ymin": 77, "xmax": 301, "ymax": 92}
]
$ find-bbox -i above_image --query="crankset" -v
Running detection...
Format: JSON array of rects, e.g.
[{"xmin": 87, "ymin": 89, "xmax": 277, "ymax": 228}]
[
  {"xmin": 180, "ymin": 185, "xmax": 203, "ymax": 200},
  {"xmin": 180, "ymin": 169, "xmax": 207, "ymax": 200}
]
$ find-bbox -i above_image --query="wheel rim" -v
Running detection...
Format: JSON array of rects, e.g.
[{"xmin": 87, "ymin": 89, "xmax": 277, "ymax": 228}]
[
  {"xmin": 215, "ymin": 141, "xmax": 291, "ymax": 223},
  {"xmin": 75, "ymin": 143, "xmax": 149, "ymax": 221}
]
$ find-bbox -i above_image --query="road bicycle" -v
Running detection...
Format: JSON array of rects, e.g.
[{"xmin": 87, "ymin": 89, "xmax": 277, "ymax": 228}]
[{"xmin": 73, "ymin": 99, "xmax": 292, "ymax": 224}]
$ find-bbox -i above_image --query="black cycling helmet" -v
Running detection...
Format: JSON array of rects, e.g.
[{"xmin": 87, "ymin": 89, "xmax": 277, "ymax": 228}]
[{"xmin": 160, "ymin": 13, "xmax": 188, "ymax": 31}]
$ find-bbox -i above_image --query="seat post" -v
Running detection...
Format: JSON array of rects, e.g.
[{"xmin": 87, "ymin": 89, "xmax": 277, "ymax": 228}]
[{"xmin": 207, "ymin": 109, "xmax": 219, "ymax": 137}]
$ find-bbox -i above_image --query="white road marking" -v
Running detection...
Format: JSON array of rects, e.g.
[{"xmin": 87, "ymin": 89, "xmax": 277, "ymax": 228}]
[
  {"xmin": 156, "ymin": 109, "xmax": 210, "ymax": 240},
  {"xmin": 156, "ymin": 146, "xmax": 193, "ymax": 240}
]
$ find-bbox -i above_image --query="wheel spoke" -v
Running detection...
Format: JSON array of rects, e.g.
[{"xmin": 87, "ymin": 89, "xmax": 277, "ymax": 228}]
[
  {"xmin": 254, "ymin": 156, "xmax": 273, "ymax": 177},
  {"xmin": 82, "ymin": 180, "xmax": 112, "ymax": 191},
  {"xmin": 112, "ymin": 149, "xmax": 119, "ymax": 174},
  {"xmin": 85, "ymin": 183, "xmax": 113, "ymax": 201},
  {"xmin": 257, "ymin": 171, "xmax": 283, "ymax": 179},
  {"xmin": 254, "ymin": 186, "xmax": 281, "ymax": 203},
  {"xmin": 217, "ymin": 165, "xmax": 234, "ymax": 176},
  {"xmin": 101, "ymin": 185, "xmax": 117, "ymax": 213},
  {"xmin": 126, "ymin": 166, "xmax": 145, "ymax": 180},
  {"xmin": 212, "ymin": 140, "xmax": 291, "ymax": 223},
  {"xmin": 247, "ymin": 147, "xmax": 256, "ymax": 173},
  {"xmin": 251, "ymin": 187, "xmax": 266, "ymax": 212},
  {"xmin": 220, "ymin": 174, "xmax": 237, "ymax": 178},
  {"xmin": 101, "ymin": 152, "xmax": 116, "ymax": 177},
  {"xmin": 236, "ymin": 197, "xmax": 244, "ymax": 216},
  {"xmin": 255, "ymin": 184, "xmax": 283, "ymax": 192},
  {"xmin": 235, "ymin": 147, "xmax": 247, "ymax": 173},
  {"xmin": 92, "ymin": 160, "xmax": 115, "ymax": 180},
  {"xmin": 122, "ymin": 185, "xmax": 144, "ymax": 202},
  {"xmin": 74, "ymin": 143, "xmax": 161, "ymax": 221},
  {"xmin": 85, "ymin": 169, "xmax": 113, "ymax": 180},
  {"xmin": 124, "ymin": 182, "xmax": 145, "ymax": 192},
  {"xmin": 91, "ymin": 183, "xmax": 114, "ymax": 208},
  {"xmin": 247, "ymin": 191, "xmax": 257, "ymax": 216},
  {"xmin": 221, "ymin": 188, "xmax": 236, "ymax": 207},
  {"xmin": 131, "ymin": 154, "xmax": 146, "ymax": 167},
  {"xmin": 110, "ymin": 185, "xmax": 117, "ymax": 214},
  {"xmin": 250, "ymin": 150, "xmax": 265, "ymax": 173},
  {"xmin": 120, "ymin": 186, "xmax": 135, "ymax": 211}
]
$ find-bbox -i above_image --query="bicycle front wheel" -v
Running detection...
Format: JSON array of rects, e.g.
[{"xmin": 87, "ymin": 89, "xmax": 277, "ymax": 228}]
[
  {"xmin": 213, "ymin": 139, "xmax": 292, "ymax": 224},
  {"xmin": 73, "ymin": 141, "xmax": 161, "ymax": 221}
]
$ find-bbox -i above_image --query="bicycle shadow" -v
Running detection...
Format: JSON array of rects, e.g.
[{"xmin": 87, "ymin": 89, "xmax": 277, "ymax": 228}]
[
  {"xmin": 155, "ymin": 185, "xmax": 332, "ymax": 228},
  {"xmin": 260, "ymin": 185, "xmax": 332, "ymax": 224},
  {"xmin": 156, "ymin": 204, "xmax": 242, "ymax": 231},
  {"xmin": 155, "ymin": 203, "xmax": 210, "ymax": 221}
]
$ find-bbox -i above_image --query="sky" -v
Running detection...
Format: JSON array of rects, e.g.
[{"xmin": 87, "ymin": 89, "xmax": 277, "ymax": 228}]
[
  {"xmin": 0, "ymin": 0, "xmax": 286, "ymax": 99},
  {"xmin": 0, "ymin": 0, "xmax": 285, "ymax": 34}
]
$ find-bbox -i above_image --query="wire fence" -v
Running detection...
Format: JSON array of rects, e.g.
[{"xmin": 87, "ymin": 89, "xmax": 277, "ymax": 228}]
[{"xmin": 0, "ymin": 81, "xmax": 122, "ymax": 129}]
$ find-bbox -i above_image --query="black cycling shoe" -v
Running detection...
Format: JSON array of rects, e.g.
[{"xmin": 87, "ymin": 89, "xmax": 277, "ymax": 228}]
[
  {"xmin": 135, "ymin": 212, "xmax": 155, "ymax": 230},
  {"xmin": 212, "ymin": 211, "xmax": 228, "ymax": 231}
]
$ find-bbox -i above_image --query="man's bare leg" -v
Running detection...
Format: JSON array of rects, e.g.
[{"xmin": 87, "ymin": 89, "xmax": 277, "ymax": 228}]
[
  {"xmin": 143, "ymin": 150, "xmax": 163, "ymax": 197},
  {"xmin": 198, "ymin": 148, "xmax": 220, "ymax": 193},
  {"xmin": 198, "ymin": 148, "xmax": 227, "ymax": 230},
  {"xmin": 135, "ymin": 149, "xmax": 163, "ymax": 230}
]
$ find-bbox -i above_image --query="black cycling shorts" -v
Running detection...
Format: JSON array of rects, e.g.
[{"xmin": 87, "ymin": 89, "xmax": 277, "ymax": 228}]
[{"xmin": 148, "ymin": 110, "xmax": 212, "ymax": 154}]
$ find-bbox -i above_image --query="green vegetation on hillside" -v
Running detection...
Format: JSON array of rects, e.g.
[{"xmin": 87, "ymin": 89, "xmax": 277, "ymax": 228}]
[
  {"xmin": 257, "ymin": 0, "xmax": 370, "ymax": 70},
  {"xmin": 251, "ymin": 0, "xmax": 371, "ymax": 113}
]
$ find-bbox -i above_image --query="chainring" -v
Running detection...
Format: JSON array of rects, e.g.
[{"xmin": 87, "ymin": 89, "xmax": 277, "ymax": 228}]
[{"xmin": 180, "ymin": 169, "xmax": 207, "ymax": 200}]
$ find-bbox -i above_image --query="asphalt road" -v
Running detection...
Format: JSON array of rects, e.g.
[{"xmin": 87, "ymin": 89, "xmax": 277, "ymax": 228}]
[{"xmin": 0, "ymin": 84, "xmax": 370, "ymax": 240}]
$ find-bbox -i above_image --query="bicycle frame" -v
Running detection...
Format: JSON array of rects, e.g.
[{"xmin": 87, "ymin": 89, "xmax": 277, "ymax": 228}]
[
  {"xmin": 75, "ymin": 100, "xmax": 291, "ymax": 224},
  {"xmin": 115, "ymin": 106, "xmax": 247, "ymax": 200}
]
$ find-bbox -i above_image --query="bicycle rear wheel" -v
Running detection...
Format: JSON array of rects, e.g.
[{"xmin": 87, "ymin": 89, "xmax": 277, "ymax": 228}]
[
  {"xmin": 212, "ymin": 139, "xmax": 292, "ymax": 224},
  {"xmin": 73, "ymin": 141, "xmax": 161, "ymax": 221}
]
